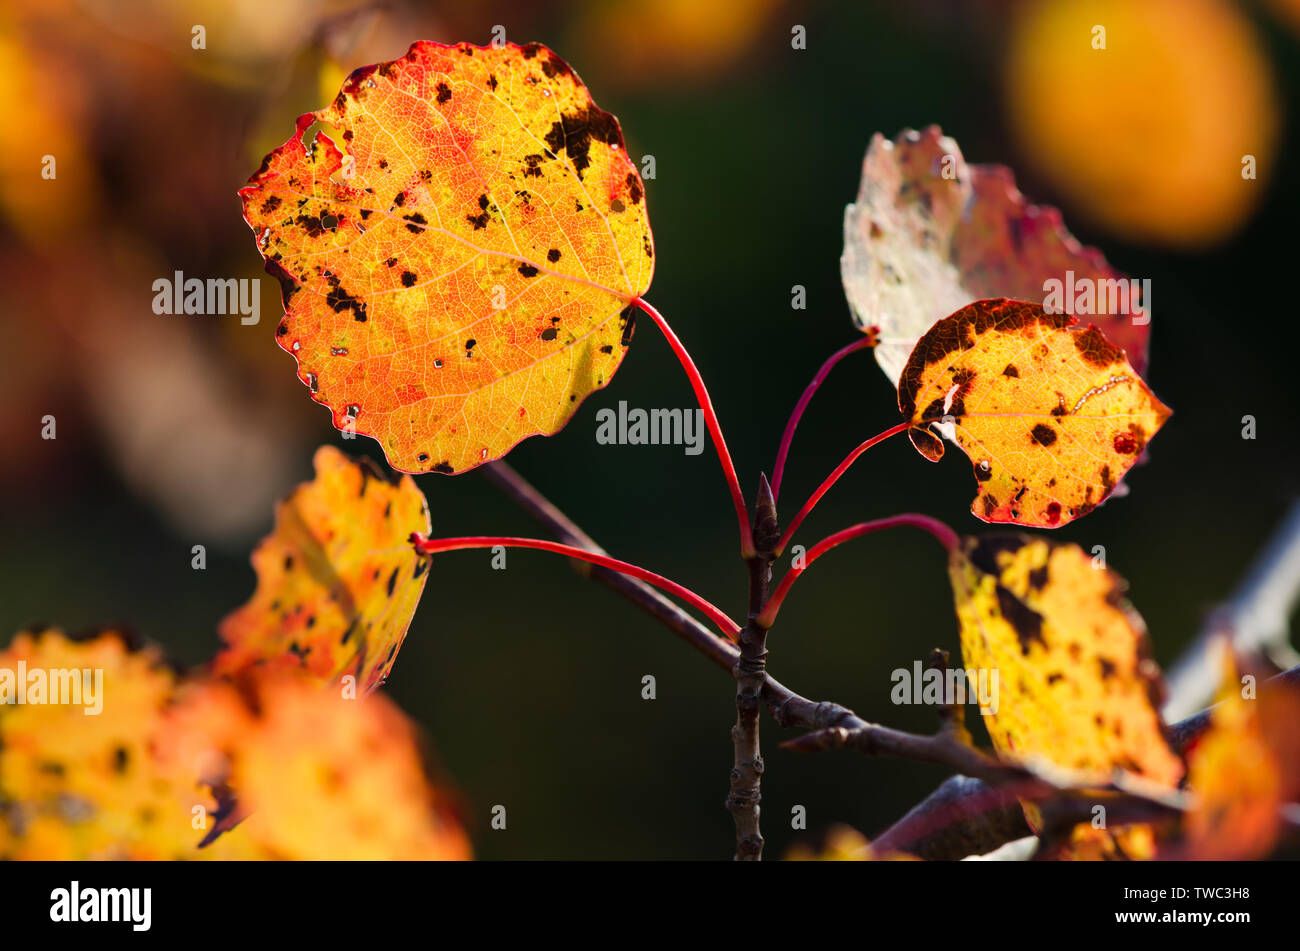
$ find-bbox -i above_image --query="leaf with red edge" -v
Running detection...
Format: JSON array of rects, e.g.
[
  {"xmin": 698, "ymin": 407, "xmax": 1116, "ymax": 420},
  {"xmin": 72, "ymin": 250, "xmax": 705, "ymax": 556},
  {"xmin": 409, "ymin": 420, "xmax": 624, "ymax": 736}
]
[
  {"xmin": 899, "ymin": 298, "xmax": 1170, "ymax": 528},
  {"xmin": 241, "ymin": 41, "xmax": 653, "ymax": 474},
  {"xmin": 214, "ymin": 445, "xmax": 431, "ymax": 693},
  {"xmin": 843, "ymin": 126, "xmax": 1151, "ymax": 386}
]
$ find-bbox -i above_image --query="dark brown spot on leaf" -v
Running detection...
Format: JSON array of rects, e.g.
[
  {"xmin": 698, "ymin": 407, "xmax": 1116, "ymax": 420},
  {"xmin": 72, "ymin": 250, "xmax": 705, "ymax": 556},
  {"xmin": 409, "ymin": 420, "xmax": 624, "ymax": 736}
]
[{"xmin": 1031, "ymin": 423, "xmax": 1057, "ymax": 447}]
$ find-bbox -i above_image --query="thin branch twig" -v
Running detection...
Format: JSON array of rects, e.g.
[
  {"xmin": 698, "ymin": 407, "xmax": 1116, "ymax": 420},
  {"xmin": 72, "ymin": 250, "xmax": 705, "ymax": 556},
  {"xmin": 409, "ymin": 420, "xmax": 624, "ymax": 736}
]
[
  {"xmin": 776, "ymin": 421, "xmax": 911, "ymax": 554},
  {"xmin": 757, "ymin": 514, "xmax": 958, "ymax": 627},
  {"xmin": 411, "ymin": 532, "xmax": 740, "ymax": 638},
  {"xmin": 479, "ymin": 459, "xmax": 1293, "ymax": 860},
  {"xmin": 771, "ymin": 335, "xmax": 877, "ymax": 502}
]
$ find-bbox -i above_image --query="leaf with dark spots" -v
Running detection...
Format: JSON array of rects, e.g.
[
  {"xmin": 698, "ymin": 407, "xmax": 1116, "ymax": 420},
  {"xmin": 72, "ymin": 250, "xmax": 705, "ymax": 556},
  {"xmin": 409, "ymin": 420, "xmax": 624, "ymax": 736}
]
[
  {"xmin": 1030, "ymin": 423, "xmax": 1057, "ymax": 447},
  {"xmin": 948, "ymin": 534, "xmax": 1183, "ymax": 790},
  {"xmin": 240, "ymin": 41, "xmax": 651, "ymax": 474},
  {"xmin": 324, "ymin": 277, "xmax": 367, "ymax": 322},
  {"xmin": 543, "ymin": 103, "xmax": 623, "ymax": 180},
  {"xmin": 992, "ymin": 584, "xmax": 1045, "ymax": 655},
  {"xmin": 215, "ymin": 447, "xmax": 432, "ymax": 695},
  {"xmin": 899, "ymin": 299, "xmax": 1170, "ymax": 528}
]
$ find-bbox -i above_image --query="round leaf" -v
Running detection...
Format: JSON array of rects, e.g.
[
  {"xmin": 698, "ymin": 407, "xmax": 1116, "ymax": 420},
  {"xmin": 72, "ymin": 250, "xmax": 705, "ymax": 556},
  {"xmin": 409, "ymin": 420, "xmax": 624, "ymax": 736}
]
[
  {"xmin": 899, "ymin": 298, "xmax": 1170, "ymax": 527},
  {"xmin": 241, "ymin": 41, "xmax": 654, "ymax": 473}
]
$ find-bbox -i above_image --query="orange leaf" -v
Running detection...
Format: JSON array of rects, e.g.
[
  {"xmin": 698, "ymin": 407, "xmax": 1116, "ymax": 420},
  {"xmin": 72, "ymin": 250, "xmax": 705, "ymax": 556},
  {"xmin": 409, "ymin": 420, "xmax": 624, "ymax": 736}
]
[
  {"xmin": 899, "ymin": 298, "xmax": 1170, "ymax": 527},
  {"xmin": 215, "ymin": 446, "xmax": 431, "ymax": 694},
  {"xmin": 1180, "ymin": 651, "xmax": 1300, "ymax": 859},
  {"xmin": 948, "ymin": 534, "xmax": 1183, "ymax": 789},
  {"xmin": 843, "ymin": 126, "xmax": 1150, "ymax": 385},
  {"xmin": 157, "ymin": 671, "xmax": 470, "ymax": 860},
  {"xmin": 241, "ymin": 41, "xmax": 654, "ymax": 474}
]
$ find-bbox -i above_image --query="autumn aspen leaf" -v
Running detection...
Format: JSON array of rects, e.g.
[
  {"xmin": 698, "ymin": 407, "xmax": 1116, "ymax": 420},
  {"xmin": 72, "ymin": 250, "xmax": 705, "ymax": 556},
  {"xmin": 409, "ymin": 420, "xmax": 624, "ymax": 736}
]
[
  {"xmin": 215, "ymin": 446, "xmax": 432, "ymax": 693},
  {"xmin": 1179, "ymin": 651, "xmax": 1300, "ymax": 859},
  {"xmin": 899, "ymin": 298, "xmax": 1170, "ymax": 527},
  {"xmin": 0, "ymin": 630, "xmax": 261, "ymax": 860},
  {"xmin": 947, "ymin": 535, "xmax": 1183, "ymax": 788},
  {"xmin": 241, "ymin": 41, "xmax": 653, "ymax": 474},
  {"xmin": 842, "ymin": 127, "xmax": 1150, "ymax": 386},
  {"xmin": 158, "ymin": 671, "xmax": 470, "ymax": 861}
]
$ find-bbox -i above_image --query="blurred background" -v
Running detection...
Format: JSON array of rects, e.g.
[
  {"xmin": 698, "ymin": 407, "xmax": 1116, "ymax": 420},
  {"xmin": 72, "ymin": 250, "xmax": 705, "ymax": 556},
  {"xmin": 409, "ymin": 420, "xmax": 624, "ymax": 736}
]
[{"xmin": 3, "ymin": 0, "xmax": 1298, "ymax": 858}]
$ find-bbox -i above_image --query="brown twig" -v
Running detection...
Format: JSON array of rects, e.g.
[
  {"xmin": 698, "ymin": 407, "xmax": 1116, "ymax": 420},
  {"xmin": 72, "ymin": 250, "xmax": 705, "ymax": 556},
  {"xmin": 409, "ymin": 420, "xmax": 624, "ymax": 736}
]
[
  {"xmin": 479, "ymin": 460, "xmax": 1286, "ymax": 860},
  {"xmin": 874, "ymin": 663, "xmax": 1300, "ymax": 858},
  {"xmin": 727, "ymin": 552, "xmax": 770, "ymax": 860}
]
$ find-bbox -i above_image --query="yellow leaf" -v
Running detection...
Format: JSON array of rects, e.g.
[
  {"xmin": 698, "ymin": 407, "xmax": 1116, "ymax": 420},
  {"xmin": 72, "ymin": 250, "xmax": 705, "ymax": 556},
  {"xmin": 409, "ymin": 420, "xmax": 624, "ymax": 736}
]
[
  {"xmin": 948, "ymin": 534, "xmax": 1183, "ymax": 788},
  {"xmin": 0, "ymin": 630, "xmax": 259, "ymax": 860},
  {"xmin": 899, "ymin": 298, "xmax": 1170, "ymax": 527},
  {"xmin": 1, "ymin": 630, "xmax": 469, "ymax": 860},
  {"xmin": 215, "ymin": 445, "xmax": 431, "ymax": 694}
]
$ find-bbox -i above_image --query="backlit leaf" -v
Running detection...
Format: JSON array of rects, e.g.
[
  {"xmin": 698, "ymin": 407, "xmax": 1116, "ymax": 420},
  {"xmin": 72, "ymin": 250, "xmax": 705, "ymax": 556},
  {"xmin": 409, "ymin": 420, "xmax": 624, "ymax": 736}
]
[
  {"xmin": 241, "ymin": 41, "xmax": 653, "ymax": 474},
  {"xmin": 1179, "ymin": 651, "xmax": 1300, "ymax": 859},
  {"xmin": 899, "ymin": 298, "xmax": 1170, "ymax": 527},
  {"xmin": 0, "ymin": 630, "xmax": 469, "ymax": 860},
  {"xmin": 842, "ymin": 126, "xmax": 1150, "ymax": 385},
  {"xmin": 948, "ymin": 534, "xmax": 1184, "ymax": 788},
  {"xmin": 214, "ymin": 445, "xmax": 431, "ymax": 694},
  {"xmin": 157, "ymin": 671, "xmax": 470, "ymax": 861},
  {"xmin": 0, "ymin": 629, "xmax": 259, "ymax": 860}
]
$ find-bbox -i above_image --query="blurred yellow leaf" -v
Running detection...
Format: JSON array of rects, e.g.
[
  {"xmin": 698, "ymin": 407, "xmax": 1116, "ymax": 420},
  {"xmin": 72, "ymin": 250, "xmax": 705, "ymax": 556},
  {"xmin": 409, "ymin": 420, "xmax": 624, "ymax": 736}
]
[
  {"xmin": 785, "ymin": 824, "xmax": 917, "ymax": 861},
  {"xmin": 1, "ymin": 629, "xmax": 469, "ymax": 860},
  {"xmin": 0, "ymin": 629, "xmax": 258, "ymax": 859}
]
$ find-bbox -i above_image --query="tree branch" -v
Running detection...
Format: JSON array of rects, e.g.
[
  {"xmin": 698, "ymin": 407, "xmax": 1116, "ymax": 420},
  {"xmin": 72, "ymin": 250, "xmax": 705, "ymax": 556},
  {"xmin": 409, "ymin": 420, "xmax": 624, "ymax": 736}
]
[
  {"xmin": 874, "ymin": 663, "xmax": 1300, "ymax": 858},
  {"xmin": 480, "ymin": 460, "xmax": 1293, "ymax": 860},
  {"xmin": 727, "ymin": 554, "xmax": 770, "ymax": 859}
]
